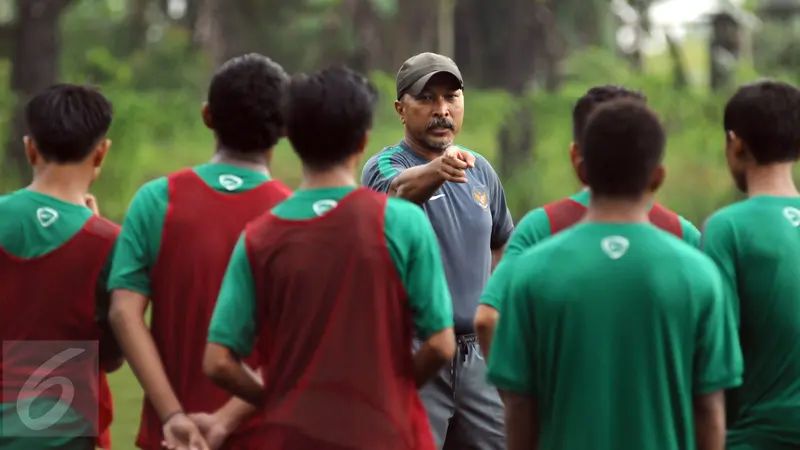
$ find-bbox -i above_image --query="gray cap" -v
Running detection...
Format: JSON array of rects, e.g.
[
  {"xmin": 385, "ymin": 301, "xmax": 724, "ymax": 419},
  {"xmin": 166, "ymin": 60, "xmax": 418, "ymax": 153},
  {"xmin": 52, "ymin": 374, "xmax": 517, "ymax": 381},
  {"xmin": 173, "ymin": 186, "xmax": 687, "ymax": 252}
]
[{"xmin": 395, "ymin": 52, "xmax": 464, "ymax": 100}]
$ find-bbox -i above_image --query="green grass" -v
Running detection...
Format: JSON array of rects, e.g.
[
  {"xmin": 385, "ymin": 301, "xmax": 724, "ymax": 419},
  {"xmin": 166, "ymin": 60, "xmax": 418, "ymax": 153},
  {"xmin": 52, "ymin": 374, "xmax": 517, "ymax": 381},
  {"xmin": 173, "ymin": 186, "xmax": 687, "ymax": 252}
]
[{"xmin": 108, "ymin": 364, "xmax": 142, "ymax": 449}]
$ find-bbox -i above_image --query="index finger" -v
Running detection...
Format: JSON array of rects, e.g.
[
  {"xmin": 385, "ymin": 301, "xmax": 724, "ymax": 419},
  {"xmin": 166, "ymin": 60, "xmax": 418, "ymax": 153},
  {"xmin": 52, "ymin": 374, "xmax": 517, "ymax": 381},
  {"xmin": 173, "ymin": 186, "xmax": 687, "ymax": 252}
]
[{"xmin": 459, "ymin": 149, "xmax": 476, "ymax": 168}]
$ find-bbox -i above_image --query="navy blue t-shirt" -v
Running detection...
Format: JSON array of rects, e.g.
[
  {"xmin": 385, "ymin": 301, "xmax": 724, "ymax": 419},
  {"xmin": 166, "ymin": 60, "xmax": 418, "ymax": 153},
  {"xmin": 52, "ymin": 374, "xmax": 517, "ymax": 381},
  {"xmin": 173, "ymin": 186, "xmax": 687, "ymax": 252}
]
[{"xmin": 362, "ymin": 141, "xmax": 514, "ymax": 333}]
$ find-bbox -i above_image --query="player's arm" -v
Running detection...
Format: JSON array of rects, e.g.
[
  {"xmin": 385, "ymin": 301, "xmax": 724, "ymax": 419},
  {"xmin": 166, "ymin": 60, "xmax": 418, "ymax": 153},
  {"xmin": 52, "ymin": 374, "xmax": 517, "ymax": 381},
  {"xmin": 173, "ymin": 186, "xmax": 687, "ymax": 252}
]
[
  {"xmin": 692, "ymin": 262, "xmax": 743, "ymax": 450},
  {"xmin": 204, "ymin": 234, "xmax": 265, "ymax": 410},
  {"xmin": 487, "ymin": 270, "xmax": 539, "ymax": 449},
  {"xmin": 388, "ymin": 200, "xmax": 456, "ymax": 387},
  {"xmin": 107, "ymin": 182, "xmax": 186, "ymax": 423},
  {"xmin": 475, "ymin": 208, "xmax": 550, "ymax": 359},
  {"xmin": 701, "ymin": 215, "xmax": 741, "ymax": 325},
  {"xmin": 96, "ymin": 240, "xmax": 123, "ymax": 373}
]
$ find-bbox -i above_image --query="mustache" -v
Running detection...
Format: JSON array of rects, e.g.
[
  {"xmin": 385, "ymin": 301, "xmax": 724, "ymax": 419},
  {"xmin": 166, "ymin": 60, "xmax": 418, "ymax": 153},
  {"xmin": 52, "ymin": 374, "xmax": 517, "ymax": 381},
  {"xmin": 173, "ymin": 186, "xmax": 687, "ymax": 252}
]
[{"xmin": 426, "ymin": 118, "xmax": 454, "ymax": 131}]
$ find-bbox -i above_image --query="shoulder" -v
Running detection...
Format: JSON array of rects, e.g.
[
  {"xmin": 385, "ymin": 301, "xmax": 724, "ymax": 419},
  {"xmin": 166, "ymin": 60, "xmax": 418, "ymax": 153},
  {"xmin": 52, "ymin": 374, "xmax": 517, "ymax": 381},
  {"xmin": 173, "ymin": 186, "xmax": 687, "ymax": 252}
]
[
  {"xmin": 85, "ymin": 216, "xmax": 121, "ymax": 239},
  {"xmin": 133, "ymin": 176, "xmax": 169, "ymax": 202},
  {"xmin": 385, "ymin": 197, "xmax": 429, "ymax": 229},
  {"xmin": 511, "ymin": 207, "xmax": 551, "ymax": 243}
]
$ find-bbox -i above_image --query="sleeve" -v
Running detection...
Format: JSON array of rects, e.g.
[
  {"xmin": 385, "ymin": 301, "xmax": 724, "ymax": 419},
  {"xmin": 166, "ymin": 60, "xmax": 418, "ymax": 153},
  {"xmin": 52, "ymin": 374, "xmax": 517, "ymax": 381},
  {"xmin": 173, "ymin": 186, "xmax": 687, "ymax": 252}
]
[
  {"xmin": 486, "ymin": 267, "xmax": 537, "ymax": 394},
  {"xmin": 479, "ymin": 208, "xmax": 550, "ymax": 310},
  {"xmin": 107, "ymin": 180, "xmax": 168, "ymax": 296},
  {"xmin": 361, "ymin": 148, "xmax": 412, "ymax": 193},
  {"xmin": 693, "ymin": 261, "xmax": 744, "ymax": 394},
  {"xmin": 679, "ymin": 216, "xmax": 702, "ymax": 249},
  {"xmin": 388, "ymin": 200, "xmax": 454, "ymax": 339},
  {"xmin": 208, "ymin": 234, "xmax": 258, "ymax": 358},
  {"xmin": 483, "ymin": 159, "xmax": 514, "ymax": 249},
  {"xmin": 701, "ymin": 214, "xmax": 740, "ymax": 325}
]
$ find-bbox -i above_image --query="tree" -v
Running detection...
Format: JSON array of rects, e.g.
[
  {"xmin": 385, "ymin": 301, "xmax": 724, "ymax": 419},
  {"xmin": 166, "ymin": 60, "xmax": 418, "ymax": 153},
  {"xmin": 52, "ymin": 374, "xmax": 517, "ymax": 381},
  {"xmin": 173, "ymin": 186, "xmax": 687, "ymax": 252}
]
[{"xmin": 5, "ymin": 0, "xmax": 75, "ymax": 183}]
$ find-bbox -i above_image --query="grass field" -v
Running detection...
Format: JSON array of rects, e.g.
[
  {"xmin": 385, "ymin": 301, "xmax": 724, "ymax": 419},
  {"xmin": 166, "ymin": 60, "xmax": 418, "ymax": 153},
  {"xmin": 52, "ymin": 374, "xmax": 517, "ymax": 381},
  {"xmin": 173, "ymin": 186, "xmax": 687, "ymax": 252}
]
[{"xmin": 108, "ymin": 364, "xmax": 143, "ymax": 449}]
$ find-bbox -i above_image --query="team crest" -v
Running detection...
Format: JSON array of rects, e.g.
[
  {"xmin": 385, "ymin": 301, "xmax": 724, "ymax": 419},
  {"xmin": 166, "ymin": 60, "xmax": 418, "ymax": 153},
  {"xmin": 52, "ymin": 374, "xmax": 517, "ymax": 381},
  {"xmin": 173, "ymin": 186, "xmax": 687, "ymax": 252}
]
[
  {"xmin": 472, "ymin": 186, "xmax": 489, "ymax": 211},
  {"xmin": 219, "ymin": 174, "xmax": 243, "ymax": 191},
  {"xmin": 783, "ymin": 207, "xmax": 800, "ymax": 227}
]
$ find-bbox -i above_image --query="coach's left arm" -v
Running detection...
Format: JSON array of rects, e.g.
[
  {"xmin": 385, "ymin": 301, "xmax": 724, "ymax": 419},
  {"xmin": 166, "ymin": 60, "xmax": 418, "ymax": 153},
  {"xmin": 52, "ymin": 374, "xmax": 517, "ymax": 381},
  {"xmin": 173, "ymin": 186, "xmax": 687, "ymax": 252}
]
[{"xmin": 484, "ymin": 158, "xmax": 514, "ymax": 269}]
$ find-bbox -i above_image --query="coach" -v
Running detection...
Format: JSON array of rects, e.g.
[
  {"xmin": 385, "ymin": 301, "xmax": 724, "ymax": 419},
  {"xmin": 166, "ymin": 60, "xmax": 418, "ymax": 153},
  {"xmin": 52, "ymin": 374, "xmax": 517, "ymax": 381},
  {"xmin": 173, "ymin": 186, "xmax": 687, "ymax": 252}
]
[{"xmin": 361, "ymin": 52, "xmax": 513, "ymax": 450}]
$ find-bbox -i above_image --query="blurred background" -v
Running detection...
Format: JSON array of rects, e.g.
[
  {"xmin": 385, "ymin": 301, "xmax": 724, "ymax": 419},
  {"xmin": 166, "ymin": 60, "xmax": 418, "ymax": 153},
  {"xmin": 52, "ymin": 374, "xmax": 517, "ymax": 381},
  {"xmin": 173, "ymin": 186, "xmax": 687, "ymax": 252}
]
[{"xmin": 0, "ymin": 0, "xmax": 795, "ymax": 444}]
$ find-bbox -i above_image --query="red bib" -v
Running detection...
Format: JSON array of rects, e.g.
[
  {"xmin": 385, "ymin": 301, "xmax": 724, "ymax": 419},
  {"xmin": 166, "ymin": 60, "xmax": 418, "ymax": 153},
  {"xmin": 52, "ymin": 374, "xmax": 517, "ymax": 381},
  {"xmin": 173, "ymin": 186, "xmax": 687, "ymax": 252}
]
[
  {"xmin": 138, "ymin": 168, "xmax": 290, "ymax": 450},
  {"xmin": 0, "ymin": 215, "xmax": 119, "ymax": 449},
  {"xmin": 244, "ymin": 187, "xmax": 435, "ymax": 450},
  {"xmin": 544, "ymin": 198, "xmax": 683, "ymax": 237}
]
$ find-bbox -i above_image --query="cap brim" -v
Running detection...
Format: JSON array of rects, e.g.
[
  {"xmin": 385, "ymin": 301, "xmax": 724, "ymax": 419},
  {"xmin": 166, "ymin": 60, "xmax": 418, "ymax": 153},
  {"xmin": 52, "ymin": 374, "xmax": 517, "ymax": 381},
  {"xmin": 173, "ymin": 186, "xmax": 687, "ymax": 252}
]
[{"xmin": 403, "ymin": 70, "xmax": 463, "ymax": 98}]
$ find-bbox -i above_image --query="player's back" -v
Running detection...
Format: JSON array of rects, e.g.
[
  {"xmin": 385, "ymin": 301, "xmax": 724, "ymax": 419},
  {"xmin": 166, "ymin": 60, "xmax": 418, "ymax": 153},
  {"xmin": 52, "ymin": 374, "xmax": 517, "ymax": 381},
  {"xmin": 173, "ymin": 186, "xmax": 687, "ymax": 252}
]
[
  {"xmin": 148, "ymin": 167, "xmax": 291, "ymax": 409},
  {"xmin": 519, "ymin": 222, "xmax": 736, "ymax": 450},
  {"xmin": 0, "ymin": 189, "xmax": 118, "ymax": 449},
  {"xmin": 705, "ymin": 196, "xmax": 800, "ymax": 445},
  {"xmin": 245, "ymin": 187, "xmax": 432, "ymax": 450}
]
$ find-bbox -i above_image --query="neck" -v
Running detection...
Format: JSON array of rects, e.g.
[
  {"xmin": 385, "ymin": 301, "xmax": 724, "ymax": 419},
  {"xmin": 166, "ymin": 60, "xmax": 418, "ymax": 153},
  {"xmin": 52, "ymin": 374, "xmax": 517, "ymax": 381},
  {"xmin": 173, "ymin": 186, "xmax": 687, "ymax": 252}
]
[
  {"xmin": 211, "ymin": 146, "xmax": 271, "ymax": 175},
  {"xmin": 746, "ymin": 163, "xmax": 799, "ymax": 197},
  {"xmin": 28, "ymin": 166, "xmax": 92, "ymax": 206},
  {"xmin": 299, "ymin": 165, "xmax": 357, "ymax": 190},
  {"xmin": 583, "ymin": 194, "xmax": 652, "ymax": 224},
  {"xmin": 403, "ymin": 134, "xmax": 446, "ymax": 161}
]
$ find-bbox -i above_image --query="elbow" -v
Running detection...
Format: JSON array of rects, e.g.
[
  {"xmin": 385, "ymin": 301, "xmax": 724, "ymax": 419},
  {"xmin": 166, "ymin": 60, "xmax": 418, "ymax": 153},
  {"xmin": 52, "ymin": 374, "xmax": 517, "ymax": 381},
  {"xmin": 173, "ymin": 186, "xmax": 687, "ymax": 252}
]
[
  {"xmin": 431, "ymin": 329, "xmax": 457, "ymax": 362},
  {"xmin": 101, "ymin": 357, "xmax": 125, "ymax": 374},
  {"xmin": 107, "ymin": 300, "xmax": 129, "ymax": 331},
  {"xmin": 474, "ymin": 305, "xmax": 499, "ymax": 335},
  {"xmin": 203, "ymin": 344, "xmax": 235, "ymax": 386}
]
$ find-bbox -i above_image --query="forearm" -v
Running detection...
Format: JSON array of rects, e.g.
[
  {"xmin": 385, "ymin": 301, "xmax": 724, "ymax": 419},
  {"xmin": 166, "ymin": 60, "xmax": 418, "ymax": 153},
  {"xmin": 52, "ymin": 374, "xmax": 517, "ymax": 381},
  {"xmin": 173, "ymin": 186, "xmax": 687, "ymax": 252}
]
[
  {"xmin": 491, "ymin": 245, "xmax": 506, "ymax": 272},
  {"xmin": 502, "ymin": 392, "xmax": 539, "ymax": 450},
  {"xmin": 204, "ymin": 344, "xmax": 265, "ymax": 407},
  {"xmin": 474, "ymin": 305, "xmax": 499, "ymax": 361},
  {"xmin": 693, "ymin": 396, "xmax": 726, "ymax": 450},
  {"xmin": 109, "ymin": 302, "xmax": 182, "ymax": 420},
  {"xmin": 216, "ymin": 396, "xmax": 258, "ymax": 431},
  {"xmin": 390, "ymin": 163, "xmax": 445, "ymax": 205},
  {"xmin": 412, "ymin": 329, "xmax": 455, "ymax": 388}
]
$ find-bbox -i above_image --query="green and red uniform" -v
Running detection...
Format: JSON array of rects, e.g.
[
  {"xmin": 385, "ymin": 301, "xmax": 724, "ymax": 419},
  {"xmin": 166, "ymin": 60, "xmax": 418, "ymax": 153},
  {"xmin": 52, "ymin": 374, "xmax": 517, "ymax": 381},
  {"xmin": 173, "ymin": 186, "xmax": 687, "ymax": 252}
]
[
  {"xmin": 480, "ymin": 189, "xmax": 701, "ymax": 310},
  {"xmin": 703, "ymin": 196, "xmax": 800, "ymax": 449},
  {"xmin": 488, "ymin": 222, "xmax": 743, "ymax": 450},
  {"xmin": 0, "ymin": 190, "xmax": 118, "ymax": 450},
  {"xmin": 107, "ymin": 164, "xmax": 290, "ymax": 450},
  {"xmin": 208, "ymin": 186, "xmax": 453, "ymax": 450}
]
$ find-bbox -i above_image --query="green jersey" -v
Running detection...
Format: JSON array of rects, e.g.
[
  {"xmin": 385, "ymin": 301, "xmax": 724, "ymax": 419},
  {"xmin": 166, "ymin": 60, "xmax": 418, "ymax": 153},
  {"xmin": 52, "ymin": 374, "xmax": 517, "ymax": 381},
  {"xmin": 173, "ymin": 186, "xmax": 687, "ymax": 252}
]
[
  {"xmin": 480, "ymin": 189, "xmax": 701, "ymax": 310},
  {"xmin": 107, "ymin": 163, "xmax": 272, "ymax": 294},
  {"xmin": 208, "ymin": 186, "xmax": 453, "ymax": 357},
  {"xmin": 487, "ymin": 222, "xmax": 743, "ymax": 450},
  {"xmin": 703, "ymin": 196, "xmax": 800, "ymax": 449},
  {"xmin": 0, "ymin": 190, "xmax": 113, "ymax": 450}
]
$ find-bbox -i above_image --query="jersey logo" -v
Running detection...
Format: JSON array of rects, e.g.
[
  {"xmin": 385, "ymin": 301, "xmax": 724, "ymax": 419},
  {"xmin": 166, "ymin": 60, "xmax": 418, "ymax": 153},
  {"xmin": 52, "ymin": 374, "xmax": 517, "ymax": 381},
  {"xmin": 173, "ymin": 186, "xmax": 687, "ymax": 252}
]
[
  {"xmin": 312, "ymin": 199, "xmax": 337, "ymax": 216},
  {"xmin": 218, "ymin": 174, "xmax": 243, "ymax": 191},
  {"xmin": 430, "ymin": 194, "xmax": 445, "ymax": 201},
  {"xmin": 783, "ymin": 207, "xmax": 800, "ymax": 227},
  {"xmin": 472, "ymin": 186, "xmax": 489, "ymax": 211},
  {"xmin": 601, "ymin": 236, "xmax": 629, "ymax": 260},
  {"xmin": 36, "ymin": 207, "xmax": 59, "ymax": 228}
]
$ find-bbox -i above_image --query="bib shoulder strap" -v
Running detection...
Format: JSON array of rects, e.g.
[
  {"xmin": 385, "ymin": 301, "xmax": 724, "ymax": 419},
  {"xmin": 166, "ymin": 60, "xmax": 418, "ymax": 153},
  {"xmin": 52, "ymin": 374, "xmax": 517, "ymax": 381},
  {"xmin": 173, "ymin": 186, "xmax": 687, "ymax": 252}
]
[{"xmin": 543, "ymin": 198, "xmax": 587, "ymax": 235}]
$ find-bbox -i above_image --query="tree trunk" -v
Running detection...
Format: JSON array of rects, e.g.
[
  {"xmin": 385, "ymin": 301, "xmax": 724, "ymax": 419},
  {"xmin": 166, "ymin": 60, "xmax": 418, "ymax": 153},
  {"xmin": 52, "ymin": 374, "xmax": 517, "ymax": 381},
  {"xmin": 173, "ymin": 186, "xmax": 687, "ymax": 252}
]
[
  {"xmin": 437, "ymin": 0, "xmax": 456, "ymax": 57},
  {"xmin": 5, "ymin": 0, "xmax": 74, "ymax": 184}
]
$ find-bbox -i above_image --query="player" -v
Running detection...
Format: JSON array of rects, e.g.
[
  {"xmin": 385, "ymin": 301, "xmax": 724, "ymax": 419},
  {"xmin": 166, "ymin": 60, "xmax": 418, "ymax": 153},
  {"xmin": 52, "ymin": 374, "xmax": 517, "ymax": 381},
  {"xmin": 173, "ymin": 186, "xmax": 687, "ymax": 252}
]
[
  {"xmin": 0, "ymin": 84, "xmax": 121, "ymax": 450},
  {"xmin": 203, "ymin": 66, "xmax": 456, "ymax": 450},
  {"xmin": 702, "ymin": 80, "xmax": 800, "ymax": 450},
  {"xmin": 475, "ymin": 85, "xmax": 701, "ymax": 358},
  {"xmin": 487, "ymin": 99, "xmax": 743, "ymax": 450},
  {"xmin": 107, "ymin": 54, "xmax": 291, "ymax": 450},
  {"xmin": 362, "ymin": 52, "xmax": 513, "ymax": 450}
]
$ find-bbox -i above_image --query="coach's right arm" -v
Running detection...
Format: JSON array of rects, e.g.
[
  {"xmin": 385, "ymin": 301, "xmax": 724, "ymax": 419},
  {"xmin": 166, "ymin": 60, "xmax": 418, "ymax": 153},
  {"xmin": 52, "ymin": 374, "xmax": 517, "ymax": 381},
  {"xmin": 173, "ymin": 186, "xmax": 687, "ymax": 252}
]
[{"xmin": 362, "ymin": 145, "xmax": 476, "ymax": 204}]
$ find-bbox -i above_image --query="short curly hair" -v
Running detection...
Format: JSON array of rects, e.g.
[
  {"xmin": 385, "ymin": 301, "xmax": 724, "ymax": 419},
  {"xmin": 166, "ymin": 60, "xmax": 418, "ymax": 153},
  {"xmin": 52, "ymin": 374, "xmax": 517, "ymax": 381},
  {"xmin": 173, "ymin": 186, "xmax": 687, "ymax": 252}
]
[
  {"xmin": 207, "ymin": 53, "xmax": 289, "ymax": 153},
  {"xmin": 572, "ymin": 85, "xmax": 647, "ymax": 147}
]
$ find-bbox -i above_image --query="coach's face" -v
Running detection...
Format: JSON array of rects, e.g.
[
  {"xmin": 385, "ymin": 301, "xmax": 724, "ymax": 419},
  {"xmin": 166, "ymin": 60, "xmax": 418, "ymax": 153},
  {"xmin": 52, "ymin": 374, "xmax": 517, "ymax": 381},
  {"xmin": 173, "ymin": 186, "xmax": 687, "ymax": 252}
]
[
  {"xmin": 396, "ymin": 73, "xmax": 464, "ymax": 153},
  {"xmin": 725, "ymin": 131, "xmax": 748, "ymax": 193}
]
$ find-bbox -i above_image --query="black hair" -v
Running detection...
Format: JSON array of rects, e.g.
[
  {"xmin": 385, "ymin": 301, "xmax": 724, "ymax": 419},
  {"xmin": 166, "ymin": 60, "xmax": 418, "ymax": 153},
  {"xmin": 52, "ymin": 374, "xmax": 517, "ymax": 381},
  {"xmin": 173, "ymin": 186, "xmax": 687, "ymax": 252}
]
[
  {"xmin": 572, "ymin": 85, "xmax": 647, "ymax": 145},
  {"xmin": 581, "ymin": 99, "xmax": 665, "ymax": 198},
  {"xmin": 723, "ymin": 79, "xmax": 800, "ymax": 164},
  {"xmin": 25, "ymin": 84, "xmax": 113, "ymax": 164},
  {"xmin": 207, "ymin": 53, "xmax": 289, "ymax": 153},
  {"xmin": 285, "ymin": 66, "xmax": 378, "ymax": 171}
]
